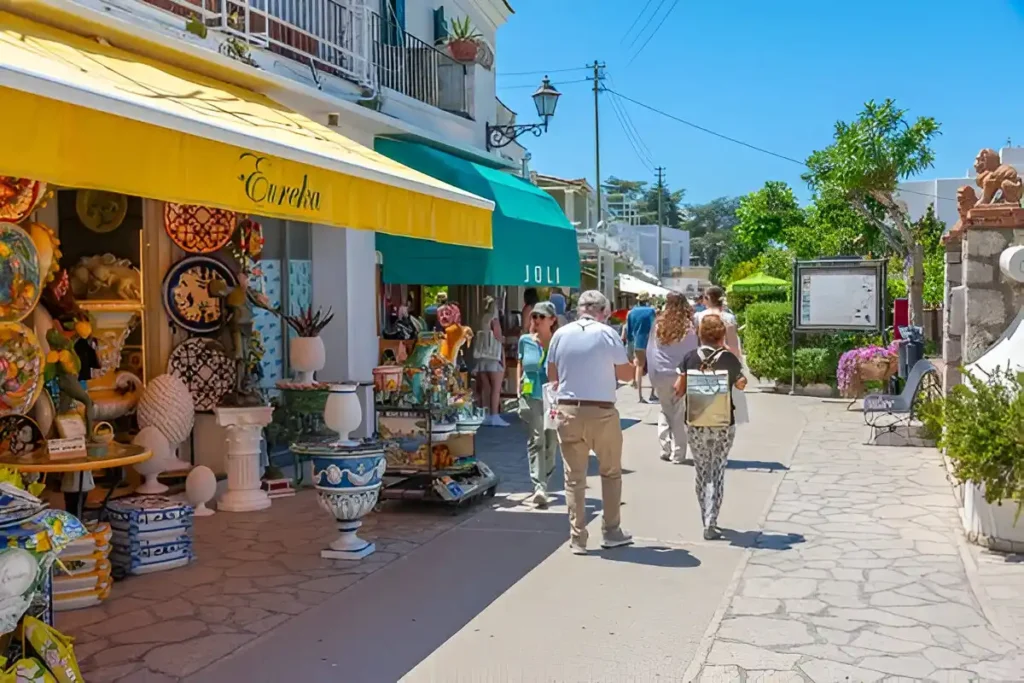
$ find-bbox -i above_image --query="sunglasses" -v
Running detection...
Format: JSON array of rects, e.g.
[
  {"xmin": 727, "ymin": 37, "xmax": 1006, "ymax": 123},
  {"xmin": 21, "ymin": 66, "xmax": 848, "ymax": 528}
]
[{"xmin": 530, "ymin": 312, "xmax": 550, "ymax": 319}]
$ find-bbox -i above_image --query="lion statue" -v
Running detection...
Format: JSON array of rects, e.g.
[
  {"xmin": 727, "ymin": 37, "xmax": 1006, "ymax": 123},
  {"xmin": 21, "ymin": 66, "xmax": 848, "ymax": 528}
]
[
  {"xmin": 956, "ymin": 185, "xmax": 978, "ymax": 223},
  {"xmin": 974, "ymin": 148, "xmax": 1023, "ymax": 205}
]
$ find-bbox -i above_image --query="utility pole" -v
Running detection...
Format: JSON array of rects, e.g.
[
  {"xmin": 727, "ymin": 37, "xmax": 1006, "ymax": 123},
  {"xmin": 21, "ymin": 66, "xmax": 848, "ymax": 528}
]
[
  {"xmin": 655, "ymin": 166, "xmax": 665, "ymax": 278},
  {"xmin": 590, "ymin": 60, "xmax": 606, "ymax": 232}
]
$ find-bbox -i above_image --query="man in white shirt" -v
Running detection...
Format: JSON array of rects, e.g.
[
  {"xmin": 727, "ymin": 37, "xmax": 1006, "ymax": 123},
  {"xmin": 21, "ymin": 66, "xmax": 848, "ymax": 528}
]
[{"xmin": 547, "ymin": 290, "xmax": 633, "ymax": 555}]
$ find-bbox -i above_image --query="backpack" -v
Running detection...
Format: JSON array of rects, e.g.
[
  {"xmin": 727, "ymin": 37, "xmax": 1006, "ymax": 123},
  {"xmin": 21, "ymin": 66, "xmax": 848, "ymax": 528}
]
[{"xmin": 685, "ymin": 347, "xmax": 732, "ymax": 427}]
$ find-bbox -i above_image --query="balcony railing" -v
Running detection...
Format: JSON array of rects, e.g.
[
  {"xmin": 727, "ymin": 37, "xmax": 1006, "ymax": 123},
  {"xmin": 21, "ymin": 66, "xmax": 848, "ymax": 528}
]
[
  {"xmin": 367, "ymin": 11, "xmax": 468, "ymax": 117},
  {"xmin": 121, "ymin": 0, "xmax": 468, "ymax": 117}
]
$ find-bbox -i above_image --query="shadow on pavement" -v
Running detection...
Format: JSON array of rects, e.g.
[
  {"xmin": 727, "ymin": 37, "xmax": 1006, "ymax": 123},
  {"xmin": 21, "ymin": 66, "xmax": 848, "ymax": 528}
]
[
  {"xmin": 621, "ymin": 418, "xmax": 642, "ymax": 430},
  {"xmin": 721, "ymin": 529, "xmax": 805, "ymax": 551},
  {"xmin": 591, "ymin": 544, "xmax": 701, "ymax": 568},
  {"xmin": 725, "ymin": 459, "xmax": 789, "ymax": 471}
]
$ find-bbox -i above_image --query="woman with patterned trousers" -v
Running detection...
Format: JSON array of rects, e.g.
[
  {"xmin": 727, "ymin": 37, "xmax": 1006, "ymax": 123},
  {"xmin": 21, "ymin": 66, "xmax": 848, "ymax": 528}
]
[
  {"xmin": 674, "ymin": 314, "xmax": 747, "ymax": 540},
  {"xmin": 517, "ymin": 301, "xmax": 558, "ymax": 508}
]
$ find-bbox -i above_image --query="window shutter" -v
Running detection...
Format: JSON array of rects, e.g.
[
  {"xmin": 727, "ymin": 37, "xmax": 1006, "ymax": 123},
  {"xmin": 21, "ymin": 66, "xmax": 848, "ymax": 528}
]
[{"xmin": 433, "ymin": 6, "xmax": 448, "ymax": 45}]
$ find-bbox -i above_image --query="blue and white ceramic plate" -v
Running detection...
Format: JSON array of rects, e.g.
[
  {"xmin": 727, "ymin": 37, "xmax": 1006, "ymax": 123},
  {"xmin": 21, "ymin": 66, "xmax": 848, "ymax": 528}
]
[{"xmin": 161, "ymin": 255, "xmax": 237, "ymax": 334}]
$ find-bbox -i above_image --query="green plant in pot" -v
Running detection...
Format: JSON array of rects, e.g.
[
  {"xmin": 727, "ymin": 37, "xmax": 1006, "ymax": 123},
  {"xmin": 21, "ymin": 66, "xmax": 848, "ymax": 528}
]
[
  {"xmin": 938, "ymin": 368, "xmax": 1024, "ymax": 515},
  {"xmin": 446, "ymin": 16, "xmax": 480, "ymax": 63}
]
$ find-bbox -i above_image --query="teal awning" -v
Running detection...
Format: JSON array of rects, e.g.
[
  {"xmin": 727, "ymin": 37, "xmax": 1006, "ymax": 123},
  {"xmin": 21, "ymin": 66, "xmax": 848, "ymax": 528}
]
[{"xmin": 374, "ymin": 138, "xmax": 580, "ymax": 287}]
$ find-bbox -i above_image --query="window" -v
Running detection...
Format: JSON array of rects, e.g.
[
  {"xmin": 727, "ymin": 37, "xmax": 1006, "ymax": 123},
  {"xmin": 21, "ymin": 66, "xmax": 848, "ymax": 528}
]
[{"xmin": 252, "ymin": 219, "xmax": 313, "ymax": 390}]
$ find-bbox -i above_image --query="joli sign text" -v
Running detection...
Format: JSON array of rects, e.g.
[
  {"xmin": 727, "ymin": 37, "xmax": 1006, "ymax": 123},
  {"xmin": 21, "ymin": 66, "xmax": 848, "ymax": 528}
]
[{"xmin": 524, "ymin": 265, "xmax": 561, "ymax": 285}]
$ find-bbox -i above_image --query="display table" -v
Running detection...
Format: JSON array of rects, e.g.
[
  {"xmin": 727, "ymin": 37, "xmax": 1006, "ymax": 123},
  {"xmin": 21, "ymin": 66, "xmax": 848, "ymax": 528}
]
[{"xmin": 0, "ymin": 443, "xmax": 152, "ymax": 519}]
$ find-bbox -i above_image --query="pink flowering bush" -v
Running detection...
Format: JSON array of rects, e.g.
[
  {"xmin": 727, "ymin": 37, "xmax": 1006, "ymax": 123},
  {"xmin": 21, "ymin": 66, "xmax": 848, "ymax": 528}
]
[{"xmin": 837, "ymin": 341, "xmax": 899, "ymax": 396}]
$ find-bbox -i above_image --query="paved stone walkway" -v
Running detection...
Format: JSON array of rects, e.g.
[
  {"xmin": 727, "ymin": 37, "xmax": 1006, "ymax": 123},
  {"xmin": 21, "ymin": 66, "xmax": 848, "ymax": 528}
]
[{"xmin": 692, "ymin": 402, "xmax": 1024, "ymax": 683}]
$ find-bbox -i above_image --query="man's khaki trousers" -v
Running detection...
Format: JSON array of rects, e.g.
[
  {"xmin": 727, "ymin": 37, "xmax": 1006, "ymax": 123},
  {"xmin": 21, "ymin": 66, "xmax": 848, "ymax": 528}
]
[{"xmin": 555, "ymin": 404, "xmax": 623, "ymax": 545}]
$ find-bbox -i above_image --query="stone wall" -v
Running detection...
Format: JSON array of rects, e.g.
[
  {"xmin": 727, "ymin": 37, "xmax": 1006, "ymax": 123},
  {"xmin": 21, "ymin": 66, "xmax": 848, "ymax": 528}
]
[
  {"xmin": 942, "ymin": 238, "xmax": 963, "ymax": 391},
  {"xmin": 962, "ymin": 225, "xmax": 1024, "ymax": 363}
]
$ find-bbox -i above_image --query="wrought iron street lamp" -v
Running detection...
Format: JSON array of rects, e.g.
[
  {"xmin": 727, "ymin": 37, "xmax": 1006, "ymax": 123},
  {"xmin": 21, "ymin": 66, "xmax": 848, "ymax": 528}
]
[{"xmin": 486, "ymin": 76, "xmax": 561, "ymax": 151}]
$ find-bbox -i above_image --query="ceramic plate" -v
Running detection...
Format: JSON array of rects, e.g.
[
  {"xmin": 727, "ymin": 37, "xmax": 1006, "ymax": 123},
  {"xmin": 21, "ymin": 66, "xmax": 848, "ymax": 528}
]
[
  {"xmin": 164, "ymin": 203, "xmax": 237, "ymax": 254},
  {"xmin": 0, "ymin": 222, "xmax": 41, "ymax": 323},
  {"xmin": 0, "ymin": 414, "xmax": 43, "ymax": 457},
  {"xmin": 75, "ymin": 189, "xmax": 127, "ymax": 233},
  {"xmin": 0, "ymin": 178, "xmax": 46, "ymax": 222},
  {"xmin": 162, "ymin": 255, "xmax": 237, "ymax": 334},
  {"xmin": 167, "ymin": 337, "xmax": 236, "ymax": 411},
  {"xmin": 0, "ymin": 322, "xmax": 45, "ymax": 416}
]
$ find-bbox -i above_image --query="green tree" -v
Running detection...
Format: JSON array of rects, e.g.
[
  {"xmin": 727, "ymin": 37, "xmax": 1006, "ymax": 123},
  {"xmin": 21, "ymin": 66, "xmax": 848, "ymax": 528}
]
[
  {"xmin": 792, "ymin": 192, "xmax": 882, "ymax": 259},
  {"xmin": 803, "ymin": 99, "xmax": 941, "ymax": 325},
  {"xmin": 734, "ymin": 181, "xmax": 805, "ymax": 253},
  {"xmin": 681, "ymin": 196, "xmax": 741, "ymax": 238},
  {"xmin": 639, "ymin": 185, "xmax": 685, "ymax": 228},
  {"xmin": 602, "ymin": 177, "xmax": 647, "ymax": 201}
]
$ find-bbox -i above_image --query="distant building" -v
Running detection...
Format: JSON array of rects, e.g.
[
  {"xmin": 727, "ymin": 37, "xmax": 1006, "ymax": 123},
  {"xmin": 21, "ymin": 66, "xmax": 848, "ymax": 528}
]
[
  {"xmin": 615, "ymin": 224, "xmax": 690, "ymax": 275},
  {"xmin": 606, "ymin": 193, "xmax": 642, "ymax": 226}
]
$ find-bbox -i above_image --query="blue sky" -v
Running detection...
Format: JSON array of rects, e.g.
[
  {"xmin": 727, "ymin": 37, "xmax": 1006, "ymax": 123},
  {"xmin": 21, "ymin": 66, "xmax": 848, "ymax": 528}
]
[{"xmin": 496, "ymin": 0, "xmax": 1024, "ymax": 206}]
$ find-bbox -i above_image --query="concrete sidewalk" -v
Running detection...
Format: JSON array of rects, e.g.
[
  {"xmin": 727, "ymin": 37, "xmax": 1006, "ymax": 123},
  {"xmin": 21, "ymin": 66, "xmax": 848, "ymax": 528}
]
[{"xmin": 688, "ymin": 401, "xmax": 1024, "ymax": 683}]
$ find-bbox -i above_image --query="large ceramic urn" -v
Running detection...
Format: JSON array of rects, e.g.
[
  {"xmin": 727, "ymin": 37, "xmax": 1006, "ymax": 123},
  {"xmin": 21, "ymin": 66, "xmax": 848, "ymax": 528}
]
[{"xmin": 291, "ymin": 384, "xmax": 386, "ymax": 560}]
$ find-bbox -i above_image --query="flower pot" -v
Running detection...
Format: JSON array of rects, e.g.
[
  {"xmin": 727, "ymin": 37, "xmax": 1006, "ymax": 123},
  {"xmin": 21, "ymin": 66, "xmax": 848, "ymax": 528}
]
[
  {"xmin": 324, "ymin": 383, "xmax": 362, "ymax": 445},
  {"xmin": 859, "ymin": 356, "xmax": 894, "ymax": 382},
  {"xmin": 290, "ymin": 336, "xmax": 326, "ymax": 385},
  {"xmin": 448, "ymin": 39, "xmax": 478, "ymax": 63}
]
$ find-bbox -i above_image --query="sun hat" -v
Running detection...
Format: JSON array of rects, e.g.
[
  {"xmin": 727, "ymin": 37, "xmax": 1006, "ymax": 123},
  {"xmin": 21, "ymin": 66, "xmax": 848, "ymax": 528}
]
[{"xmin": 532, "ymin": 301, "xmax": 556, "ymax": 318}]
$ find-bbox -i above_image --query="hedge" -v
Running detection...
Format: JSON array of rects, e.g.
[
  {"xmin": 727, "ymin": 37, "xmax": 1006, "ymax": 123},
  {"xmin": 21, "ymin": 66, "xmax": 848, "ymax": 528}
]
[{"xmin": 742, "ymin": 302, "xmax": 883, "ymax": 386}]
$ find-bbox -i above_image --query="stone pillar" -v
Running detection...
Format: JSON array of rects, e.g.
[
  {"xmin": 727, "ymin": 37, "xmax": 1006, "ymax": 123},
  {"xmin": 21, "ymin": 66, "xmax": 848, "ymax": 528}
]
[
  {"xmin": 942, "ymin": 236, "xmax": 963, "ymax": 392},
  {"xmin": 214, "ymin": 406, "xmax": 274, "ymax": 512},
  {"xmin": 962, "ymin": 206, "xmax": 1024, "ymax": 364}
]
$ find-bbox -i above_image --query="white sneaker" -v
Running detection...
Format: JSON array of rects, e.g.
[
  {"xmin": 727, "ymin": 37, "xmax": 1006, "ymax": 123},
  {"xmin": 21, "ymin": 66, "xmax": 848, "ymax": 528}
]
[
  {"xmin": 532, "ymin": 490, "xmax": 549, "ymax": 509},
  {"xmin": 490, "ymin": 415, "xmax": 510, "ymax": 428}
]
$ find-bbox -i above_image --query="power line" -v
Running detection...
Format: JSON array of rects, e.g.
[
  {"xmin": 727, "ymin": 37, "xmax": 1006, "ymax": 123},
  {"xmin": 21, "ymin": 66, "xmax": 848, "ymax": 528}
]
[
  {"xmin": 625, "ymin": 0, "xmax": 669, "ymax": 50},
  {"xmin": 607, "ymin": 91, "xmax": 655, "ymax": 173},
  {"xmin": 607, "ymin": 74, "xmax": 655, "ymax": 162},
  {"xmin": 621, "ymin": 0, "xmax": 658, "ymax": 45},
  {"xmin": 497, "ymin": 66, "xmax": 590, "ymax": 77},
  {"xmin": 626, "ymin": 0, "xmax": 681, "ymax": 66},
  {"xmin": 498, "ymin": 78, "xmax": 591, "ymax": 90},
  {"xmin": 606, "ymin": 88, "xmax": 958, "ymax": 203}
]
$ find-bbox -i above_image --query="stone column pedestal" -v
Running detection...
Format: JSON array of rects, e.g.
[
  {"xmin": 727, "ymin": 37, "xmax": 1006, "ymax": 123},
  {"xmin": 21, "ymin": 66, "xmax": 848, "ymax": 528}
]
[{"xmin": 214, "ymin": 406, "xmax": 275, "ymax": 513}]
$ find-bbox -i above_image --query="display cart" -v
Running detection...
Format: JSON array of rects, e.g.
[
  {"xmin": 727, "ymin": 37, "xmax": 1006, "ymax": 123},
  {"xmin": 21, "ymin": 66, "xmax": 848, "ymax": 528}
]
[{"xmin": 375, "ymin": 404, "xmax": 497, "ymax": 508}]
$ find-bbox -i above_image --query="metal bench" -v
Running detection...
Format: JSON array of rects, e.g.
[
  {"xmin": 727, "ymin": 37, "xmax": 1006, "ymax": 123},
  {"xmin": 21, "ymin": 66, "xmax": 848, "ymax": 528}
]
[{"xmin": 862, "ymin": 359, "xmax": 941, "ymax": 440}]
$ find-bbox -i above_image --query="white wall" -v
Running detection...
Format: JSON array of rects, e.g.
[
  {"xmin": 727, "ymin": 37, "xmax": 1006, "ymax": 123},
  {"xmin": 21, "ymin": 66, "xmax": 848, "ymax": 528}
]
[{"xmin": 617, "ymin": 224, "xmax": 691, "ymax": 273}]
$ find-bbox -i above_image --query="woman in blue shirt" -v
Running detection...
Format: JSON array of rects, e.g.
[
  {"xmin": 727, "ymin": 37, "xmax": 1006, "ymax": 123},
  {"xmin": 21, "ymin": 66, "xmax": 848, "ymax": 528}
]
[
  {"xmin": 517, "ymin": 301, "xmax": 559, "ymax": 508},
  {"xmin": 622, "ymin": 292, "xmax": 657, "ymax": 402}
]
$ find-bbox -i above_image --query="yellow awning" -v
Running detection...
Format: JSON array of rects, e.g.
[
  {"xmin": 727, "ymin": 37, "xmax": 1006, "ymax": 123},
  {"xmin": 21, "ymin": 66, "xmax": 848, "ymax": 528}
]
[{"xmin": 0, "ymin": 12, "xmax": 493, "ymax": 248}]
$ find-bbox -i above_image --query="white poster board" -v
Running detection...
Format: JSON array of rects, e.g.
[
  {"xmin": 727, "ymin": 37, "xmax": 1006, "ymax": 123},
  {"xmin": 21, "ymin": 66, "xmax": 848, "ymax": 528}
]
[{"xmin": 793, "ymin": 260, "xmax": 886, "ymax": 332}]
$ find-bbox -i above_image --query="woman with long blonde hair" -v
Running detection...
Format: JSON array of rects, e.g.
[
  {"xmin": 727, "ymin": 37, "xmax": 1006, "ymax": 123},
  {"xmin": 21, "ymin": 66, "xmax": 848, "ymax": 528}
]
[{"xmin": 645, "ymin": 292, "xmax": 698, "ymax": 463}]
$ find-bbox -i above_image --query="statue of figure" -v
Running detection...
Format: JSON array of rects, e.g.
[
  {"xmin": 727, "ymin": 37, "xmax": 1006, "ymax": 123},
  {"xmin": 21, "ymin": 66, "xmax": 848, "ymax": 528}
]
[
  {"xmin": 956, "ymin": 185, "xmax": 978, "ymax": 223},
  {"xmin": 210, "ymin": 274, "xmax": 274, "ymax": 407},
  {"xmin": 974, "ymin": 148, "xmax": 1023, "ymax": 205}
]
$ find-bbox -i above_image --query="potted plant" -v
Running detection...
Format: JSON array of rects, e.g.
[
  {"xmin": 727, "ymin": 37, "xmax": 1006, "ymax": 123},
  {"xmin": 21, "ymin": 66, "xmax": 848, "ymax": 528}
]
[
  {"xmin": 284, "ymin": 306, "xmax": 334, "ymax": 385},
  {"xmin": 446, "ymin": 16, "xmax": 480, "ymax": 63},
  {"xmin": 934, "ymin": 368, "xmax": 1024, "ymax": 549}
]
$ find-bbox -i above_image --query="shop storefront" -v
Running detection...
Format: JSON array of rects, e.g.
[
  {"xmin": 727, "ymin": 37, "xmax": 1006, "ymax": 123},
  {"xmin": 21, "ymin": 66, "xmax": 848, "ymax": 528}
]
[{"xmin": 0, "ymin": 10, "xmax": 493, "ymax": 662}]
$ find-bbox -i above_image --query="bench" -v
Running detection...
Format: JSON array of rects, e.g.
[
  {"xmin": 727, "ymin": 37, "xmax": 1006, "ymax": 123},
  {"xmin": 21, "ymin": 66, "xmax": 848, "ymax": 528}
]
[{"xmin": 862, "ymin": 359, "xmax": 941, "ymax": 441}]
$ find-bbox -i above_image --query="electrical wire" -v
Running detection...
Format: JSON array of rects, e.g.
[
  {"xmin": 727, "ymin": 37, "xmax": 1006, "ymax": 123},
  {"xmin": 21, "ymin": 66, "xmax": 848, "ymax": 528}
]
[
  {"xmin": 608, "ymin": 92, "xmax": 655, "ymax": 173},
  {"xmin": 606, "ymin": 87, "xmax": 957, "ymax": 204},
  {"xmin": 497, "ymin": 66, "xmax": 591, "ymax": 77},
  {"xmin": 607, "ymin": 74, "xmax": 655, "ymax": 163},
  {"xmin": 626, "ymin": 0, "xmax": 681, "ymax": 66},
  {"xmin": 621, "ymin": 0, "xmax": 658, "ymax": 45},
  {"xmin": 624, "ymin": 0, "xmax": 669, "ymax": 50}
]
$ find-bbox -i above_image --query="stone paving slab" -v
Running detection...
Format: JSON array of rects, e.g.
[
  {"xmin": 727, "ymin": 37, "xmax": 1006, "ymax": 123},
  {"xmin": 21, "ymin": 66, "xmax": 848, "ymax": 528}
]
[{"xmin": 691, "ymin": 403, "xmax": 1024, "ymax": 683}]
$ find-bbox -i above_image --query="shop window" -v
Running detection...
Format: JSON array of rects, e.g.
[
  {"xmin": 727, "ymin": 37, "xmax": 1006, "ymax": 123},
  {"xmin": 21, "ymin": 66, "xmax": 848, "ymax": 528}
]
[{"xmin": 252, "ymin": 219, "xmax": 313, "ymax": 390}]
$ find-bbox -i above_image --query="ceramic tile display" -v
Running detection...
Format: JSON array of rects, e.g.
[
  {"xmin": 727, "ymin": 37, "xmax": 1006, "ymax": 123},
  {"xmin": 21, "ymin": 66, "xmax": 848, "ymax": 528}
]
[
  {"xmin": 0, "ymin": 322, "xmax": 46, "ymax": 416},
  {"xmin": 253, "ymin": 259, "xmax": 283, "ymax": 389},
  {"xmin": 0, "ymin": 178, "xmax": 46, "ymax": 222},
  {"xmin": 0, "ymin": 221, "xmax": 42, "ymax": 323},
  {"xmin": 287, "ymin": 259, "xmax": 313, "ymax": 322},
  {"xmin": 161, "ymin": 255, "xmax": 237, "ymax": 334},
  {"xmin": 167, "ymin": 337, "xmax": 236, "ymax": 412},
  {"xmin": 164, "ymin": 203, "xmax": 237, "ymax": 254},
  {"xmin": 106, "ymin": 495, "xmax": 194, "ymax": 575}
]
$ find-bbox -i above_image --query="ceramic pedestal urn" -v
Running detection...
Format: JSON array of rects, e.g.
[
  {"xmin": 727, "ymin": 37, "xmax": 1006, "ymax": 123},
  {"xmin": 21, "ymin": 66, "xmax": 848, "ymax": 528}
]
[
  {"xmin": 294, "ymin": 384, "xmax": 386, "ymax": 560},
  {"xmin": 290, "ymin": 336, "xmax": 326, "ymax": 385},
  {"xmin": 213, "ymin": 405, "xmax": 275, "ymax": 512}
]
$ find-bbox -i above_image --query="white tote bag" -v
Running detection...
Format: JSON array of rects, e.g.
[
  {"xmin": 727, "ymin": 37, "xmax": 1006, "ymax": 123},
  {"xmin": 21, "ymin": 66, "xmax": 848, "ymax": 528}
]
[
  {"xmin": 732, "ymin": 387, "xmax": 750, "ymax": 425},
  {"xmin": 542, "ymin": 382, "xmax": 565, "ymax": 431}
]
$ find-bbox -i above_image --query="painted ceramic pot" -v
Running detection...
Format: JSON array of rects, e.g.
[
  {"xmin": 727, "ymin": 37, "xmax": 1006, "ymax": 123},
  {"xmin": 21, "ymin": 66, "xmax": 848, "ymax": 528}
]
[
  {"xmin": 289, "ymin": 336, "xmax": 325, "ymax": 385},
  {"xmin": 323, "ymin": 383, "xmax": 361, "ymax": 444},
  {"xmin": 0, "ymin": 414, "xmax": 44, "ymax": 456},
  {"xmin": 0, "ymin": 222, "xmax": 41, "ymax": 323},
  {"xmin": 0, "ymin": 322, "xmax": 45, "ymax": 416},
  {"xmin": 372, "ymin": 366, "xmax": 402, "ymax": 396},
  {"xmin": 310, "ymin": 441, "xmax": 387, "ymax": 561}
]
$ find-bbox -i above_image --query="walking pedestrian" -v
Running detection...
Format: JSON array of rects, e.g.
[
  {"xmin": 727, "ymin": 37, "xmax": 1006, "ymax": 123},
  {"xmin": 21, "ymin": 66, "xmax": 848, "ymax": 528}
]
[
  {"xmin": 521, "ymin": 287, "xmax": 539, "ymax": 327},
  {"xmin": 675, "ymin": 314, "xmax": 747, "ymax": 540},
  {"xmin": 622, "ymin": 292, "xmax": 657, "ymax": 402},
  {"xmin": 517, "ymin": 301, "xmax": 558, "ymax": 508},
  {"xmin": 547, "ymin": 290, "xmax": 633, "ymax": 555},
  {"xmin": 646, "ymin": 292, "xmax": 698, "ymax": 464},
  {"xmin": 473, "ymin": 295, "xmax": 508, "ymax": 427},
  {"xmin": 695, "ymin": 286, "xmax": 741, "ymax": 360}
]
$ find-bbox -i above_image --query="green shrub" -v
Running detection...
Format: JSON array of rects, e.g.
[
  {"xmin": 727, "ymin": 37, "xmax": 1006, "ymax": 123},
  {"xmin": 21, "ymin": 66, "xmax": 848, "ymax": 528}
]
[
  {"xmin": 942, "ymin": 369, "xmax": 1024, "ymax": 509},
  {"xmin": 728, "ymin": 290, "xmax": 787, "ymax": 315},
  {"xmin": 743, "ymin": 302, "xmax": 792, "ymax": 381},
  {"xmin": 794, "ymin": 348, "xmax": 831, "ymax": 385}
]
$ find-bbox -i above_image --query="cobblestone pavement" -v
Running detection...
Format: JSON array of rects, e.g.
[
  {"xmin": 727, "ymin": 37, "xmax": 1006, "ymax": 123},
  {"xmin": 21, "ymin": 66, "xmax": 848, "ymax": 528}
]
[{"xmin": 692, "ymin": 401, "xmax": 1024, "ymax": 683}]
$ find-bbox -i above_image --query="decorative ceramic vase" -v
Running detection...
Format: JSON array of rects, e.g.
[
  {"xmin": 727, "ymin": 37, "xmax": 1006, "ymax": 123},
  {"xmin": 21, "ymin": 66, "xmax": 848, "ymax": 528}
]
[
  {"xmin": 312, "ymin": 442, "xmax": 386, "ymax": 561},
  {"xmin": 323, "ymin": 384, "xmax": 362, "ymax": 446},
  {"xmin": 82, "ymin": 309, "xmax": 139, "ymax": 379},
  {"xmin": 185, "ymin": 465, "xmax": 217, "ymax": 517},
  {"xmin": 290, "ymin": 336, "xmax": 325, "ymax": 385},
  {"xmin": 132, "ymin": 426, "xmax": 172, "ymax": 494}
]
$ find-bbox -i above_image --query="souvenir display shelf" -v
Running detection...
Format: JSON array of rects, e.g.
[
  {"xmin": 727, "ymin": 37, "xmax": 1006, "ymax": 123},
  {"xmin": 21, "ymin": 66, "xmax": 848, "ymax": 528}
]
[{"xmin": 375, "ymin": 404, "xmax": 498, "ymax": 507}]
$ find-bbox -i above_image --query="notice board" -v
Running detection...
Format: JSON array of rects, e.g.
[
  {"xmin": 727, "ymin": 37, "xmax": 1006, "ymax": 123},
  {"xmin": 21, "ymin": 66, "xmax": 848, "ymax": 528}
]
[{"xmin": 793, "ymin": 259, "xmax": 887, "ymax": 332}]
